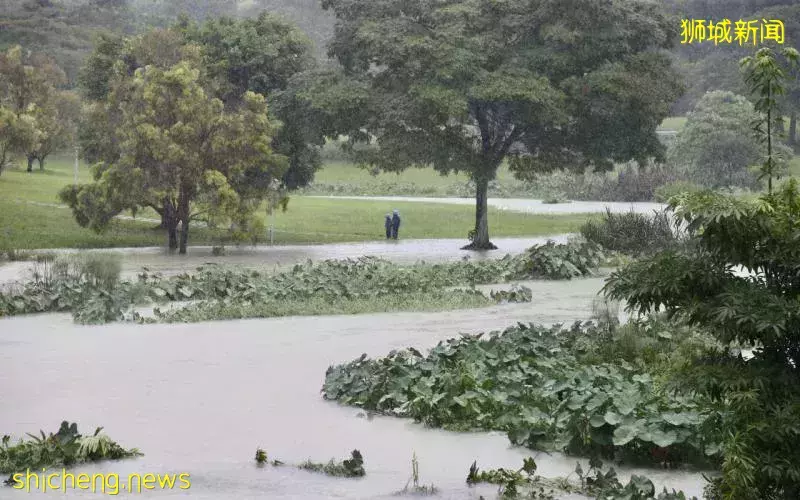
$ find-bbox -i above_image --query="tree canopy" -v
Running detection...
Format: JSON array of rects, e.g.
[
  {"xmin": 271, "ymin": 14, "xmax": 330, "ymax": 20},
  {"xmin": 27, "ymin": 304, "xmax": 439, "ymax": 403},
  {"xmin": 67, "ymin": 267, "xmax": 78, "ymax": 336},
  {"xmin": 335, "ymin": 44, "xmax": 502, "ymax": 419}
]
[
  {"xmin": 0, "ymin": 45, "xmax": 73, "ymax": 174},
  {"xmin": 61, "ymin": 29, "xmax": 287, "ymax": 254},
  {"xmin": 668, "ymin": 91, "xmax": 785, "ymax": 189},
  {"xmin": 315, "ymin": 0, "xmax": 684, "ymax": 249}
]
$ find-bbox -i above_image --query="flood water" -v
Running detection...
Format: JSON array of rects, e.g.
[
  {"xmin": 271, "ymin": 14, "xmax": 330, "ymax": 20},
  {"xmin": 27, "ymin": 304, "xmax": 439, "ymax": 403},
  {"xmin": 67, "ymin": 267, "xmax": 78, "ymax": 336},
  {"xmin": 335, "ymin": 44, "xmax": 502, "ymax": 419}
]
[
  {"xmin": 309, "ymin": 196, "xmax": 667, "ymax": 216},
  {"xmin": 0, "ymin": 236, "xmax": 571, "ymax": 284},
  {"xmin": 0, "ymin": 277, "xmax": 706, "ymax": 499}
]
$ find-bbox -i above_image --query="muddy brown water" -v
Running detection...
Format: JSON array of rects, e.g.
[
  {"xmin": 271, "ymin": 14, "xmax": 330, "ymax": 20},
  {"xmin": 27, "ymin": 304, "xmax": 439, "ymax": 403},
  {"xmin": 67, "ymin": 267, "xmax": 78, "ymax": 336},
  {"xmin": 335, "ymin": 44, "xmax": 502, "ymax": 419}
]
[{"xmin": 0, "ymin": 276, "xmax": 706, "ymax": 499}]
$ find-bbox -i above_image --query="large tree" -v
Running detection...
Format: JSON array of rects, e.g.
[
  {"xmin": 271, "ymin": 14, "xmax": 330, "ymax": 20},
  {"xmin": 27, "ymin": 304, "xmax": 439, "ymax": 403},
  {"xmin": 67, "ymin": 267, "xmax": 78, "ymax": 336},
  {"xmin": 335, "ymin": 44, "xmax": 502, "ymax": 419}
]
[
  {"xmin": 180, "ymin": 12, "xmax": 329, "ymax": 189},
  {"xmin": 317, "ymin": 0, "xmax": 684, "ymax": 249},
  {"xmin": 62, "ymin": 31, "xmax": 287, "ymax": 254}
]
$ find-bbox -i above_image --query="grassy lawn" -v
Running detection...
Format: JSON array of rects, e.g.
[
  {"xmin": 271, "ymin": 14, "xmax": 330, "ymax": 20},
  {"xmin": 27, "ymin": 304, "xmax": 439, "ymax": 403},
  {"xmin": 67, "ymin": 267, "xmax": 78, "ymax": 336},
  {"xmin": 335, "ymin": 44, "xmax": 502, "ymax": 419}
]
[{"xmin": 0, "ymin": 156, "xmax": 592, "ymax": 250}]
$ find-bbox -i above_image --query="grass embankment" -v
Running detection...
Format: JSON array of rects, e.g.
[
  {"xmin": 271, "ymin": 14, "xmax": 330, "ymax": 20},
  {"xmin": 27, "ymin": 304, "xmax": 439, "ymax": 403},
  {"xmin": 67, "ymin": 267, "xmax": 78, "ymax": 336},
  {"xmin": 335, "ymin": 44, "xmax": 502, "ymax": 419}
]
[{"xmin": 0, "ymin": 158, "xmax": 591, "ymax": 250}]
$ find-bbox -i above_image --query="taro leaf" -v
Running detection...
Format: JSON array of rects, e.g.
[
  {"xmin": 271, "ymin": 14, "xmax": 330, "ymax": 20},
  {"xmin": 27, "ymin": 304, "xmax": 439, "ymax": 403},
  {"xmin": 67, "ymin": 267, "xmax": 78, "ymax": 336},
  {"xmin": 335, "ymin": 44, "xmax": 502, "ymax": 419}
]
[
  {"xmin": 661, "ymin": 412, "xmax": 689, "ymax": 426},
  {"xmin": 585, "ymin": 393, "xmax": 608, "ymax": 412},
  {"xmin": 589, "ymin": 414, "xmax": 607, "ymax": 428},
  {"xmin": 629, "ymin": 475, "xmax": 656, "ymax": 495},
  {"xmin": 614, "ymin": 398, "xmax": 636, "ymax": 416},
  {"xmin": 705, "ymin": 442, "xmax": 723, "ymax": 456},
  {"xmin": 566, "ymin": 394, "xmax": 588, "ymax": 411},
  {"xmin": 603, "ymin": 411, "xmax": 623, "ymax": 426},
  {"xmin": 648, "ymin": 429, "xmax": 678, "ymax": 448},
  {"xmin": 612, "ymin": 423, "xmax": 639, "ymax": 446}
]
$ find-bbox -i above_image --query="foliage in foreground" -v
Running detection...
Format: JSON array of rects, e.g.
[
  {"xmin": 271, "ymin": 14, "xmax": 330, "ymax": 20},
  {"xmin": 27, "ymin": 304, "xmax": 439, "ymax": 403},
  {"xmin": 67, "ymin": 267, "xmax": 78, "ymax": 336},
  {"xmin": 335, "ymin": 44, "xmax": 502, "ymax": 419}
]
[
  {"xmin": 604, "ymin": 181, "xmax": 800, "ymax": 499},
  {"xmin": 255, "ymin": 448, "xmax": 364, "ymax": 478},
  {"xmin": 322, "ymin": 319, "xmax": 723, "ymax": 468},
  {"xmin": 0, "ymin": 240, "xmax": 601, "ymax": 324},
  {"xmin": 1, "ymin": 422, "xmax": 142, "ymax": 486}
]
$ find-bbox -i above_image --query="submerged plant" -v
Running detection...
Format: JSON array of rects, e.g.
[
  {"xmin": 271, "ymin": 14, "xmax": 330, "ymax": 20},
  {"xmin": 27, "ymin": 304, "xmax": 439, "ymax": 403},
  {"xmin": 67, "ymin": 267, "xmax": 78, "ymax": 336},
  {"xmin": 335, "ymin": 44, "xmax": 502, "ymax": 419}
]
[
  {"xmin": 397, "ymin": 452, "xmax": 436, "ymax": 496},
  {"xmin": 1, "ymin": 422, "xmax": 141, "ymax": 486},
  {"xmin": 297, "ymin": 450, "xmax": 365, "ymax": 478},
  {"xmin": 254, "ymin": 448, "xmax": 283, "ymax": 467}
]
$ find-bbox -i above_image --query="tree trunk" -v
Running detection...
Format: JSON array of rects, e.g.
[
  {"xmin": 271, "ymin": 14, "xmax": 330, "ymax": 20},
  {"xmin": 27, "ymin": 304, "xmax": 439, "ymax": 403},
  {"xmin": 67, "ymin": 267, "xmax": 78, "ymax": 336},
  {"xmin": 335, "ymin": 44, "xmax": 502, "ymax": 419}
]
[
  {"xmin": 789, "ymin": 111, "xmax": 797, "ymax": 148},
  {"xmin": 164, "ymin": 200, "xmax": 179, "ymax": 251},
  {"xmin": 26, "ymin": 155, "xmax": 34, "ymax": 172},
  {"xmin": 177, "ymin": 187, "xmax": 190, "ymax": 255},
  {"xmin": 462, "ymin": 173, "xmax": 497, "ymax": 251},
  {"xmin": 37, "ymin": 156, "xmax": 45, "ymax": 170},
  {"xmin": 179, "ymin": 219, "xmax": 190, "ymax": 255}
]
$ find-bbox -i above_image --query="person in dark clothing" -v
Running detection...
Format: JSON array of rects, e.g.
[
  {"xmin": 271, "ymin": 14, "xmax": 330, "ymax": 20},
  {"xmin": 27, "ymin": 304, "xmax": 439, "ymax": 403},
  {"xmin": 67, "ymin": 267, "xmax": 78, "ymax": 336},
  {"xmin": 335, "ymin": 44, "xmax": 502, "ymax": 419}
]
[
  {"xmin": 384, "ymin": 213, "xmax": 392, "ymax": 239},
  {"xmin": 391, "ymin": 210, "xmax": 401, "ymax": 239}
]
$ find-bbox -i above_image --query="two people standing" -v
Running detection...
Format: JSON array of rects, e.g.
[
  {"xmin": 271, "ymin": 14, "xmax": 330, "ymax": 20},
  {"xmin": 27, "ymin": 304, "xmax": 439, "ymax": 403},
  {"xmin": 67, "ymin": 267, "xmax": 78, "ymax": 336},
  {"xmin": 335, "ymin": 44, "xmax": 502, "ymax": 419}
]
[{"xmin": 384, "ymin": 210, "xmax": 401, "ymax": 239}]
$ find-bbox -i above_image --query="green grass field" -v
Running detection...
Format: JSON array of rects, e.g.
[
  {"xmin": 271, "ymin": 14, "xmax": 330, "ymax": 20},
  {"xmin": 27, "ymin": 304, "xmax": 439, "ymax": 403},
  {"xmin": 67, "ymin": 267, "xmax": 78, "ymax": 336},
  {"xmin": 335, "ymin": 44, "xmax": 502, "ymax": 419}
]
[{"xmin": 0, "ymin": 156, "xmax": 591, "ymax": 250}]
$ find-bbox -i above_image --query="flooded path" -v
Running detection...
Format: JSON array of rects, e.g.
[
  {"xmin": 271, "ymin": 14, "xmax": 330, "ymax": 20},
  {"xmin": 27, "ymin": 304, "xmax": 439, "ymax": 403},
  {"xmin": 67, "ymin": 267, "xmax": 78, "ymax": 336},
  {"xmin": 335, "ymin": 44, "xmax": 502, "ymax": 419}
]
[
  {"xmin": 309, "ymin": 196, "xmax": 667, "ymax": 215},
  {"xmin": 0, "ymin": 236, "xmax": 570, "ymax": 284},
  {"xmin": 0, "ymin": 277, "xmax": 706, "ymax": 499}
]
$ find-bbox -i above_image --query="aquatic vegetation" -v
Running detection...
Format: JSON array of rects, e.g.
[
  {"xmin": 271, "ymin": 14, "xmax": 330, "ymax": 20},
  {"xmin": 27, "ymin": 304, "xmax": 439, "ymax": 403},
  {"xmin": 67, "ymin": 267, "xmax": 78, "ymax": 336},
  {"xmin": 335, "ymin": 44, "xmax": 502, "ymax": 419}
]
[
  {"xmin": 0, "ymin": 239, "xmax": 599, "ymax": 324},
  {"xmin": 322, "ymin": 319, "xmax": 724, "ymax": 467},
  {"xmin": 467, "ymin": 457, "xmax": 696, "ymax": 500},
  {"xmin": 297, "ymin": 450, "xmax": 365, "ymax": 478},
  {"xmin": 1, "ymin": 422, "xmax": 142, "ymax": 486},
  {"xmin": 254, "ymin": 448, "xmax": 284, "ymax": 467},
  {"xmin": 467, "ymin": 457, "xmax": 554, "ymax": 499},
  {"xmin": 254, "ymin": 449, "xmax": 364, "ymax": 478},
  {"xmin": 397, "ymin": 452, "xmax": 437, "ymax": 496},
  {"xmin": 517, "ymin": 240, "xmax": 604, "ymax": 280}
]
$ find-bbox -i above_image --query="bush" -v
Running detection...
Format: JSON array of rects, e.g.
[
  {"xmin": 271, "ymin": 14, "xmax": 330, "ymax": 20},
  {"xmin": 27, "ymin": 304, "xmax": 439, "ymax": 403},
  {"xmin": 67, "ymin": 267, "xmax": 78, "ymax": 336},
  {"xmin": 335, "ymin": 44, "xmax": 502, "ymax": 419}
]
[
  {"xmin": 579, "ymin": 209, "xmax": 677, "ymax": 256},
  {"xmin": 516, "ymin": 240, "xmax": 603, "ymax": 279}
]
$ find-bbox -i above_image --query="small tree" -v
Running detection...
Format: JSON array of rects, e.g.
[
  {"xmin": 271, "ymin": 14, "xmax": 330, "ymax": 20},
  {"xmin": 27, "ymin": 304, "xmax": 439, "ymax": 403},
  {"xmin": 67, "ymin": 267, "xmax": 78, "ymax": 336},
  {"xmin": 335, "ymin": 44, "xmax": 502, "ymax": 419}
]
[
  {"xmin": 0, "ymin": 106, "xmax": 39, "ymax": 176},
  {"xmin": 60, "ymin": 59, "xmax": 287, "ymax": 254},
  {"xmin": 604, "ymin": 183, "xmax": 800, "ymax": 499},
  {"xmin": 0, "ymin": 45, "xmax": 67, "ymax": 172},
  {"xmin": 740, "ymin": 47, "xmax": 800, "ymax": 195},
  {"xmin": 668, "ymin": 91, "xmax": 788, "ymax": 189}
]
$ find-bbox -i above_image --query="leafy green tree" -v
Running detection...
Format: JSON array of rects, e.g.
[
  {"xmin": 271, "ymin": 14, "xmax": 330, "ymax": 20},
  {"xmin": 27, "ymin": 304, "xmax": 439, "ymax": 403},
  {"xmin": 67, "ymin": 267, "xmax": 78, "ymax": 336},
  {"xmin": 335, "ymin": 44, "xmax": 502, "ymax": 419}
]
[
  {"xmin": 316, "ymin": 0, "xmax": 683, "ymax": 249},
  {"xmin": 61, "ymin": 55, "xmax": 287, "ymax": 253},
  {"xmin": 668, "ymin": 91, "xmax": 789, "ymax": 189},
  {"xmin": 604, "ymin": 184, "xmax": 800, "ymax": 499},
  {"xmin": 180, "ymin": 12, "xmax": 326, "ymax": 190},
  {"xmin": 0, "ymin": 106, "xmax": 39, "ymax": 176},
  {"xmin": 27, "ymin": 90, "xmax": 82, "ymax": 170},
  {"xmin": 0, "ymin": 45, "xmax": 66, "ymax": 172}
]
